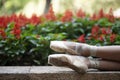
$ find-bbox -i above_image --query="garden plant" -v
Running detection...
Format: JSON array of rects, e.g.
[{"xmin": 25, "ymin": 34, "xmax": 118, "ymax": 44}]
[{"xmin": 0, "ymin": 5, "xmax": 120, "ymax": 66}]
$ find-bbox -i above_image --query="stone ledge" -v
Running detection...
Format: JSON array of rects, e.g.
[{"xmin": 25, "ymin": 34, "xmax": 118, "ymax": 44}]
[{"xmin": 0, "ymin": 66, "xmax": 120, "ymax": 80}]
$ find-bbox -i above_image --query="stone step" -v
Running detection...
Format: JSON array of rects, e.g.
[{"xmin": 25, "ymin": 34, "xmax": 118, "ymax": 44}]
[{"xmin": 0, "ymin": 66, "xmax": 120, "ymax": 80}]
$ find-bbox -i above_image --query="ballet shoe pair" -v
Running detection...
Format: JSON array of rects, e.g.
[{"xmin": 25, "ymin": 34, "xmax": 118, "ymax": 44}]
[{"xmin": 48, "ymin": 41, "xmax": 93, "ymax": 73}]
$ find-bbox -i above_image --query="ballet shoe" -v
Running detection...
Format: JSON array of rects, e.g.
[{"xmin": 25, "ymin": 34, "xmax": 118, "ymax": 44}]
[
  {"xmin": 50, "ymin": 41, "xmax": 91, "ymax": 56},
  {"xmin": 48, "ymin": 54, "xmax": 88, "ymax": 73}
]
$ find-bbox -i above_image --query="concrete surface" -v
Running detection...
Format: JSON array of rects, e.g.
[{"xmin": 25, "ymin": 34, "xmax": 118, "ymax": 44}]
[{"xmin": 0, "ymin": 66, "xmax": 120, "ymax": 80}]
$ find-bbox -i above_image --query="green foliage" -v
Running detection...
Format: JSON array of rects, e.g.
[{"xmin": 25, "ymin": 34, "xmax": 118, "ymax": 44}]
[
  {"xmin": 0, "ymin": 14, "xmax": 120, "ymax": 66},
  {"xmin": 112, "ymin": 20, "xmax": 120, "ymax": 34}
]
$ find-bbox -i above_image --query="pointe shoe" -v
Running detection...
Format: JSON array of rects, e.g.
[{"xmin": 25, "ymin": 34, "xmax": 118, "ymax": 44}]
[
  {"xmin": 50, "ymin": 41, "xmax": 90, "ymax": 56},
  {"xmin": 48, "ymin": 54, "xmax": 88, "ymax": 73}
]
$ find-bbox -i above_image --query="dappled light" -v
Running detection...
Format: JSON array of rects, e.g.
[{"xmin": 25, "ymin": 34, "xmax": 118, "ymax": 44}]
[
  {"xmin": 22, "ymin": 0, "xmax": 46, "ymax": 18},
  {"xmin": 0, "ymin": 0, "xmax": 120, "ymax": 17}
]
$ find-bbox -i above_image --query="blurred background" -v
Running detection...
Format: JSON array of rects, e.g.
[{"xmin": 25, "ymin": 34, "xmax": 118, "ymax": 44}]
[
  {"xmin": 0, "ymin": 0, "xmax": 120, "ymax": 66},
  {"xmin": 0, "ymin": 0, "xmax": 120, "ymax": 17}
]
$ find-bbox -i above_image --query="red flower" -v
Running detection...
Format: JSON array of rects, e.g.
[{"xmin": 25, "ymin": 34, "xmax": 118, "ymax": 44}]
[
  {"xmin": 0, "ymin": 29, "xmax": 6, "ymax": 39},
  {"xmin": 99, "ymin": 35, "xmax": 104, "ymax": 41},
  {"xmin": 101, "ymin": 28, "xmax": 111, "ymax": 34},
  {"xmin": 14, "ymin": 29, "xmax": 21, "ymax": 35},
  {"xmin": 14, "ymin": 29, "xmax": 21, "ymax": 39},
  {"xmin": 90, "ymin": 13, "xmax": 99, "ymax": 21},
  {"xmin": 98, "ymin": 8, "xmax": 105, "ymax": 18},
  {"xmin": 10, "ymin": 14, "xmax": 18, "ymax": 23},
  {"xmin": 0, "ymin": 16, "xmax": 10, "ymax": 28},
  {"xmin": 45, "ymin": 4, "xmax": 56, "ymax": 21},
  {"xmin": 18, "ymin": 14, "xmax": 29, "ymax": 26},
  {"xmin": 61, "ymin": 10, "xmax": 73, "ymax": 22},
  {"xmin": 76, "ymin": 9, "xmax": 86, "ymax": 18},
  {"xmin": 101, "ymin": 28, "xmax": 107, "ymax": 34},
  {"xmin": 29, "ymin": 14, "xmax": 41, "ymax": 25},
  {"xmin": 11, "ymin": 23, "xmax": 21, "ymax": 39},
  {"xmin": 105, "ymin": 8, "xmax": 115, "ymax": 22},
  {"xmin": 91, "ymin": 25, "xmax": 100, "ymax": 38},
  {"xmin": 110, "ymin": 34, "xmax": 116, "ymax": 43},
  {"xmin": 78, "ymin": 34, "xmax": 85, "ymax": 43},
  {"xmin": 91, "ymin": 9, "xmax": 105, "ymax": 20}
]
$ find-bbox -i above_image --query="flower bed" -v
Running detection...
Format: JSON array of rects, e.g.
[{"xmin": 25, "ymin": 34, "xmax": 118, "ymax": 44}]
[{"xmin": 0, "ymin": 5, "xmax": 120, "ymax": 66}]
